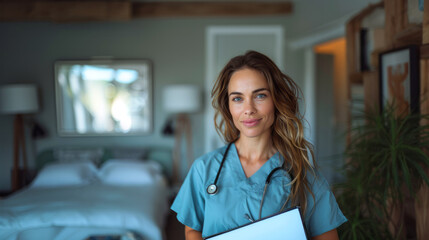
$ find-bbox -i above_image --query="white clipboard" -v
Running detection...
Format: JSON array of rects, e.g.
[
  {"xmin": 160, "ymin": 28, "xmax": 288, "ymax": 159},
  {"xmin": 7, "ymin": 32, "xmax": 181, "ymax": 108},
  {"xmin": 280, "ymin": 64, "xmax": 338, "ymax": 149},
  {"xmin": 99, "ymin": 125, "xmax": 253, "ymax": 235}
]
[{"xmin": 204, "ymin": 206, "xmax": 309, "ymax": 240}]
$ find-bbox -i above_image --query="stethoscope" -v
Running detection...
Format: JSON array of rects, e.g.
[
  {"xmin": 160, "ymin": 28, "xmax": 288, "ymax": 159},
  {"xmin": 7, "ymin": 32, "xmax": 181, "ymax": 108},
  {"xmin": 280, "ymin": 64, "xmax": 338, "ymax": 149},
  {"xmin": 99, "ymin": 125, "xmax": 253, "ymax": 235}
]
[{"xmin": 206, "ymin": 142, "xmax": 290, "ymax": 220}]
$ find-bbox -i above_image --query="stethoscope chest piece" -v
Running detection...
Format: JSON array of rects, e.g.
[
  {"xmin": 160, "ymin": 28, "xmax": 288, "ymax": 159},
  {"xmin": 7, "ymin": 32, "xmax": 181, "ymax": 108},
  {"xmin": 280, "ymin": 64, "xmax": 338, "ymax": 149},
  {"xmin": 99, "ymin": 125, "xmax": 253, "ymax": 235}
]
[
  {"xmin": 207, "ymin": 143, "xmax": 232, "ymax": 195},
  {"xmin": 207, "ymin": 184, "xmax": 218, "ymax": 194}
]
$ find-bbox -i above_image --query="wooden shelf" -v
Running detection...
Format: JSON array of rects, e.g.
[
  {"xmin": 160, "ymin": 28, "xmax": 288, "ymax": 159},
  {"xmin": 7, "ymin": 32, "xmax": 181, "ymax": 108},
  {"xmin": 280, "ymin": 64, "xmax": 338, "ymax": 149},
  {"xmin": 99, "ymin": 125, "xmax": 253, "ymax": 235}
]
[
  {"xmin": 346, "ymin": 2, "xmax": 384, "ymax": 80},
  {"xmin": 395, "ymin": 23, "xmax": 423, "ymax": 47}
]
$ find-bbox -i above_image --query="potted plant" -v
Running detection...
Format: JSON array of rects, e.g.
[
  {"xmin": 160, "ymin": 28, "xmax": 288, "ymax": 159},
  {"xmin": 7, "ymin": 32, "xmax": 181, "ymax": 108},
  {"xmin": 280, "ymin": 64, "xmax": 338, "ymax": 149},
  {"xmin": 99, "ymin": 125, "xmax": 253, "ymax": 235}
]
[{"xmin": 336, "ymin": 103, "xmax": 429, "ymax": 240}]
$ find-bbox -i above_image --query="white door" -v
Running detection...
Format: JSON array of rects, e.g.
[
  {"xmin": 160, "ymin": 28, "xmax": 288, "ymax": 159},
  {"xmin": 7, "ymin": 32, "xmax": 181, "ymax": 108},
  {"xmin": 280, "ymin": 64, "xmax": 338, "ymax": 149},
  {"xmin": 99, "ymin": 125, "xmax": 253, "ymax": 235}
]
[
  {"xmin": 315, "ymin": 53, "xmax": 336, "ymax": 184},
  {"xmin": 204, "ymin": 26, "xmax": 284, "ymax": 152}
]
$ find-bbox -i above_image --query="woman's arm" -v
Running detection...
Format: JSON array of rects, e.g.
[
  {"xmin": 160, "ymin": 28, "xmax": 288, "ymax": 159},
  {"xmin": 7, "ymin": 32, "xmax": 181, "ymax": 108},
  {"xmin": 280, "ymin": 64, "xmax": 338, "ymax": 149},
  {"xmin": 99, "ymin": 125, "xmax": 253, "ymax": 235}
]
[
  {"xmin": 185, "ymin": 226, "xmax": 203, "ymax": 240},
  {"xmin": 312, "ymin": 229, "xmax": 339, "ymax": 240}
]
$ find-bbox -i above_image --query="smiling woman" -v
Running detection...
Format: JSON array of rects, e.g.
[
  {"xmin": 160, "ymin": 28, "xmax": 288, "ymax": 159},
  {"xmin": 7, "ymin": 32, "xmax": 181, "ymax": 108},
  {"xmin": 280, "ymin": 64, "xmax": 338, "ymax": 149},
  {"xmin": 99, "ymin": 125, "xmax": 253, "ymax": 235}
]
[
  {"xmin": 54, "ymin": 59, "xmax": 153, "ymax": 136},
  {"xmin": 171, "ymin": 50, "xmax": 347, "ymax": 240}
]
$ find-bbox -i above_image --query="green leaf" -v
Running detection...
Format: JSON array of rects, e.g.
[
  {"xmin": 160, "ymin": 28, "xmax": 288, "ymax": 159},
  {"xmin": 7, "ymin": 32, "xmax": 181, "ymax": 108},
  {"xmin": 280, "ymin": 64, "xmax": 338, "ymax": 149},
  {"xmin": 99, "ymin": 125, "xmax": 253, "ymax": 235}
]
[
  {"xmin": 399, "ymin": 154, "xmax": 412, "ymax": 196},
  {"xmin": 409, "ymin": 160, "xmax": 429, "ymax": 186}
]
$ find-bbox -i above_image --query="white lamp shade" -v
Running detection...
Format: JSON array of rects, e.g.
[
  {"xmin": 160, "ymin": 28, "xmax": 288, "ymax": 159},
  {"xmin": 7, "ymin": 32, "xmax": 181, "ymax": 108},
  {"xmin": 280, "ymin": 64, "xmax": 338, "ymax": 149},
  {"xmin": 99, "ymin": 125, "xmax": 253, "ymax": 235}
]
[
  {"xmin": 0, "ymin": 84, "xmax": 39, "ymax": 114},
  {"xmin": 163, "ymin": 84, "xmax": 201, "ymax": 113}
]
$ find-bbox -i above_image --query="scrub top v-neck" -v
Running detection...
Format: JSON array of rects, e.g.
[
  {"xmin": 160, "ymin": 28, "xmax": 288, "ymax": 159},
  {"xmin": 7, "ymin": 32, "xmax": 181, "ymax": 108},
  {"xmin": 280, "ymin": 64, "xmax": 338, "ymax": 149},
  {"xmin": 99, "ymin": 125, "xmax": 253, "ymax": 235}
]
[{"xmin": 170, "ymin": 143, "xmax": 347, "ymax": 238}]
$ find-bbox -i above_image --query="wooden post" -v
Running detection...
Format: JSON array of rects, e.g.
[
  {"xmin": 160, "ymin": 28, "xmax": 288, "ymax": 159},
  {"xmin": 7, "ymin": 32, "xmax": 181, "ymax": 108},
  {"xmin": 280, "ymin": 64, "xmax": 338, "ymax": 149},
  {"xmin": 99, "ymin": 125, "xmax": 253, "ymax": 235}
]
[
  {"xmin": 346, "ymin": 20, "xmax": 358, "ymax": 78},
  {"xmin": 396, "ymin": 0, "xmax": 408, "ymax": 34},
  {"xmin": 416, "ymin": 58, "xmax": 429, "ymax": 240},
  {"xmin": 345, "ymin": 2, "xmax": 384, "ymax": 144},
  {"xmin": 423, "ymin": 0, "xmax": 429, "ymax": 44},
  {"xmin": 384, "ymin": 0, "xmax": 408, "ymax": 48},
  {"xmin": 363, "ymin": 71, "xmax": 380, "ymax": 113},
  {"xmin": 384, "ymin": 0, "xmax": 396, "ymax": 49},
  {"xmin": 416, "ymin": 2, "xmax": 429, "ymax": 239}
]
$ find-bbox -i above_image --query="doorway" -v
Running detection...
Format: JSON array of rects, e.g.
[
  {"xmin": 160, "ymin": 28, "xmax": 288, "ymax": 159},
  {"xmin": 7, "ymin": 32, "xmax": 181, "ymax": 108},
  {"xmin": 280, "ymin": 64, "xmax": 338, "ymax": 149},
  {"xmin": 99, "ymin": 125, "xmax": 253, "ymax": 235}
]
[{"xmin": 313, "ymin": 37, "xmax": 347, "ymax": 184}]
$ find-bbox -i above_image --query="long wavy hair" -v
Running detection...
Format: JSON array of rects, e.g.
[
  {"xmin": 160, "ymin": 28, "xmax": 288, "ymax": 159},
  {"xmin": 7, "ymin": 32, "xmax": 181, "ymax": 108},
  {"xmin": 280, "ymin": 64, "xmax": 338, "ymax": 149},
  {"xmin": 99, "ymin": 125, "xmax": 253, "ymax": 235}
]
[{"xmin": 211, "ymin": 50, "xmax": 316, "ymax": 214}]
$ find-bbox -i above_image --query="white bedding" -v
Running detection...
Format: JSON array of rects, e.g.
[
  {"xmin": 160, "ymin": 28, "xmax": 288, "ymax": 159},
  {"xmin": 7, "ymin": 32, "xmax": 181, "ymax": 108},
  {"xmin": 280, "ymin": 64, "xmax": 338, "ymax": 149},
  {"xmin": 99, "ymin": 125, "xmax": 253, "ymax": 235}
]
[{"xmin": 0, "ymin": 176, "xmax": 169, "ymax": 240}]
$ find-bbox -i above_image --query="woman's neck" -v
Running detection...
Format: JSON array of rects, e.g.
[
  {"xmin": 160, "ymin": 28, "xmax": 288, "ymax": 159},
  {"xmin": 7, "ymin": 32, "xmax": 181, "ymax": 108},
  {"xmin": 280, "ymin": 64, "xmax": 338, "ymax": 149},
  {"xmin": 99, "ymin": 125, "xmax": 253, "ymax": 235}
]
[{"xmin": 235, "ymin": 134, "xmax": 276, "ymax": 164}]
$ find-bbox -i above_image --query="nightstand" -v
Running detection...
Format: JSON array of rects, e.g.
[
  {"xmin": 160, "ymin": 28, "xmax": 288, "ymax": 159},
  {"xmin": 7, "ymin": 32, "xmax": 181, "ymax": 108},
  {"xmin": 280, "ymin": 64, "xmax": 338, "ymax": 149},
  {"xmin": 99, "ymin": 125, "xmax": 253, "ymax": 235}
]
[
  {"xmin": 0, "ymin": 190, "xmax": 14, "ymax": 199},
  {"xmin": 15, "ymin": 168, "xmax": 37, "ymax": 189},
  {"xmin": 165, "ymin": 210, "xmax": 185, "ymax": 240},
  {"xmin": 165, "ymin": 184, "xmax": 185, "ymax": 240}
]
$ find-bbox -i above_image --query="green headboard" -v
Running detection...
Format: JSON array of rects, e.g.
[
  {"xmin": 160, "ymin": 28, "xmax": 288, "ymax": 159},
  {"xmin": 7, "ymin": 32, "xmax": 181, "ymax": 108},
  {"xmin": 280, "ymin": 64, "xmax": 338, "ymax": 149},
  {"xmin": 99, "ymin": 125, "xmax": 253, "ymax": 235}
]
[{"xmin": 35, "ymin": 147, "xmax": 173, "ymax": 179}]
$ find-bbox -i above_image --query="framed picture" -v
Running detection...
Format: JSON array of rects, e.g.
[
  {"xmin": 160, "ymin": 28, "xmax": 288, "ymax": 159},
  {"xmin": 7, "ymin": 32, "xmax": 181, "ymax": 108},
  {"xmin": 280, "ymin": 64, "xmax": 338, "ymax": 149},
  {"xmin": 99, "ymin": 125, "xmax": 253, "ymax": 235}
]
[
  {"xmin": 55, "ymin": 59, "xmax": 153, "ymax": 136},
  {"xmin": 379, "ymin": 45, "xmax": 419, "ymax": 113}
]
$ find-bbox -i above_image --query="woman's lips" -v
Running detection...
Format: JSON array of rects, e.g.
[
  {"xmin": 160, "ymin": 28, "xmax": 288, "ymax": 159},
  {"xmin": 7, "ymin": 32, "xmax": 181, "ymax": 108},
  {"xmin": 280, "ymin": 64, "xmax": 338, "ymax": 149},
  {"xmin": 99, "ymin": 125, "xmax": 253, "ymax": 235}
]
[{"xmin": 242, "ymin": 119, "xmax": 261, "ymax": 127}]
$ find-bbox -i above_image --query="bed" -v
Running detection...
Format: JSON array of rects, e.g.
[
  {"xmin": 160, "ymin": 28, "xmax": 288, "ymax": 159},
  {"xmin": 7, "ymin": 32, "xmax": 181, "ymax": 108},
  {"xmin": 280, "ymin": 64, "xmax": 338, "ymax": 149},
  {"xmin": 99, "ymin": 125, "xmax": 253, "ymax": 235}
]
[{"xmin": 0, "ymin": 147, "xmax": 172, "ymax": 240}]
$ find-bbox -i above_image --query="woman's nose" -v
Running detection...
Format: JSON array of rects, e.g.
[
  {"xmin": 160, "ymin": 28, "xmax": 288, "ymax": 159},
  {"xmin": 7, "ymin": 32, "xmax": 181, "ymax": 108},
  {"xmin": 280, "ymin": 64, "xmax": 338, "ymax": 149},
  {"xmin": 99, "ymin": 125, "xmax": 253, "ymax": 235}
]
[{"xmin": 244, "ymin": 100, "xmax": 256, "ymax": 115}]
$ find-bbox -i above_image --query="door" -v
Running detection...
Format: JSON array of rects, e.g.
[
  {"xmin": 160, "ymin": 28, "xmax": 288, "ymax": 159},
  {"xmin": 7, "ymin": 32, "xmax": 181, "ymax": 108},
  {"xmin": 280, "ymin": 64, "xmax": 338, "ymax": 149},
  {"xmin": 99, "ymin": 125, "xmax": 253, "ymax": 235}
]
[{"xmin": 315, "ymin": 54, "xmax": 336, "ymax": 184}]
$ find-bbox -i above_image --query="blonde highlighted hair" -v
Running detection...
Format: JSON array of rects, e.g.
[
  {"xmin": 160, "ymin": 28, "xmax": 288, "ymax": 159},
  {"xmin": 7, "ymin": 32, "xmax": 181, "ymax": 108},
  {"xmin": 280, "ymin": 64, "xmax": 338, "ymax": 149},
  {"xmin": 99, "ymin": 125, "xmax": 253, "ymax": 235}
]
[{"xmin": 211, "ymin": 50, "xmax": 316, "ymax": 214}]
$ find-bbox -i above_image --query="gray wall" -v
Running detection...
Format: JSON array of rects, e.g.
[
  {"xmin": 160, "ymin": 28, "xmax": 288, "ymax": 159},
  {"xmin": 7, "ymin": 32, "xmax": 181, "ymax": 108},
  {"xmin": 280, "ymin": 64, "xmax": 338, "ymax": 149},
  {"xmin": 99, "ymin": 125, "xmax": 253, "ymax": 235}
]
[{"xmin": 0, "ymin": 0, "xmax": 381, "ymax": 190}]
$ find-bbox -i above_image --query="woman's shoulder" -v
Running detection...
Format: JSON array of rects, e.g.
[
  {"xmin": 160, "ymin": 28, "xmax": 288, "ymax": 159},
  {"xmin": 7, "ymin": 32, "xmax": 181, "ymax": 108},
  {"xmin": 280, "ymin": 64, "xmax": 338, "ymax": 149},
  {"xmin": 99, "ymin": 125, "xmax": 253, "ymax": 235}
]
[
  {"xmin": 305, "ymin": 167, "xmax": 331, "ymax": 194},
  {"xmin": 192, "ymin": 144, "xmax": 230, "ymax": 169}
]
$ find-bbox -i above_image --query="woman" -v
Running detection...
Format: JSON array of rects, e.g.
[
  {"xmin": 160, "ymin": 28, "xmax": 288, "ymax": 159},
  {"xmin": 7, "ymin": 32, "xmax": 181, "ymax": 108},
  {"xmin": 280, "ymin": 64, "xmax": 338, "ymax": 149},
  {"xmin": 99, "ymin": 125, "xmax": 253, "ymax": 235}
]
[{"xmin": 171, "ymin": 51, "xmax": 346, "ymax": 240}]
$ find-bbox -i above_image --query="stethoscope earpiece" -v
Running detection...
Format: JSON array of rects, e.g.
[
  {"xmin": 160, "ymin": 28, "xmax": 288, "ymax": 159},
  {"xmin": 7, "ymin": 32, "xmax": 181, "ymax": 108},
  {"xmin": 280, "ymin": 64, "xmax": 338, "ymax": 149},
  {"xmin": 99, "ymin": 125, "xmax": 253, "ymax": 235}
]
[{"xmin": 207, "ymin": 184, "xmax": 218, "ymax": 195}]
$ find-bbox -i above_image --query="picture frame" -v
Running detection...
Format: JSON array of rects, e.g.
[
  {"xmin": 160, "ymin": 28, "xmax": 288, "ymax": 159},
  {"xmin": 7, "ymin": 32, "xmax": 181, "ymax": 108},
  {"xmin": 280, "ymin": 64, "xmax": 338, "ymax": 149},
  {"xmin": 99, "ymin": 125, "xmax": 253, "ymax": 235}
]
[
  {"xmin": 379, "ymin": 45, "xmax": 419, "ymax": 113},
  {"xmin": 55, "ymin": 59, "xmax": 153, "ymax": 136}
]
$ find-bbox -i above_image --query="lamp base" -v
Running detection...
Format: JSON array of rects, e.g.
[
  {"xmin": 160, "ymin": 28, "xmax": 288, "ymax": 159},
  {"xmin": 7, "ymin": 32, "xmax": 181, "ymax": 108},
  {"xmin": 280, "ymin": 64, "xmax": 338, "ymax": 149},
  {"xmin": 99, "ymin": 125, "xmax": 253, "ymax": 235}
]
[
  {"xmin": 172, "ymin": 114, "xmax": 193, "ymax": 185},
  {"xmin": 12, "ymin": 114, "xmax": 28, "ymax": 191}
]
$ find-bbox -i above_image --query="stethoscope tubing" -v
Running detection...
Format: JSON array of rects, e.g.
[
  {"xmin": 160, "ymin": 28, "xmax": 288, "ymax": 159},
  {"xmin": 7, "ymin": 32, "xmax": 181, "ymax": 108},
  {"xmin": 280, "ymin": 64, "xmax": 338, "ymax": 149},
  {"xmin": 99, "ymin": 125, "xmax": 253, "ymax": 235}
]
[
  {"xmin": 213, "ymin": 143, "xmax": 232, "ymax": 187},
  {"xmin": 207, "ymin": 142, "xmax": 287, "ymax": 220}
]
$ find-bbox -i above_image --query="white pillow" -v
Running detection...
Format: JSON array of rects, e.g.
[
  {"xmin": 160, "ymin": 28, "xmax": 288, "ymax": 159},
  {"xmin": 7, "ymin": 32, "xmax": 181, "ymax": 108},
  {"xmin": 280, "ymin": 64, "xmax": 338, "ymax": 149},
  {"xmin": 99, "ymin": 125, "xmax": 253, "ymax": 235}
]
[
  {"xmin": 99, "ymin": 159, "xmax": 159, "ymax": 185},
  {"xmin": 53, "ymin": 148, "xmax": 103, "ymax": 164},
  {"xmin": 31, "ymin": 161, "xmax": 98, "ymax": 188}
]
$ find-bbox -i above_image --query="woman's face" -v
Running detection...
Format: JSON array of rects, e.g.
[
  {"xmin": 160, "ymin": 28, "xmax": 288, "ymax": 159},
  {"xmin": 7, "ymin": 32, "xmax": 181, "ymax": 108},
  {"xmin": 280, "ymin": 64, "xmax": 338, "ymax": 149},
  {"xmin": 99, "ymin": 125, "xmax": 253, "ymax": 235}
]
[{"xmin": 228, "ymin": 68, "xmax": 275, "ymax": 140}]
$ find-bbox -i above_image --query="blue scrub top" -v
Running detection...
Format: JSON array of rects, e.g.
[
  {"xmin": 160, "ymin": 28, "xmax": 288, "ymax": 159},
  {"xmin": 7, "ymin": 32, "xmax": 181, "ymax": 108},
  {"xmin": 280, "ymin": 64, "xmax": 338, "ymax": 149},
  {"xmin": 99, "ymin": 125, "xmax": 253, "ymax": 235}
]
[{"xmin": 171, "ymin": 143, "xmax": 347, "ymax": 238}]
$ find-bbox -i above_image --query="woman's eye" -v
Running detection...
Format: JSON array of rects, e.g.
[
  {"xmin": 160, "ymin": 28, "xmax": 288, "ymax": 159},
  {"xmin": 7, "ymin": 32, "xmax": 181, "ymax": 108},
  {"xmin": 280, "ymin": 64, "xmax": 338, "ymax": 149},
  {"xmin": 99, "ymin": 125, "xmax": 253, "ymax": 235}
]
[
  {"xmin": 256, "ymin": 93, "xmax": 267, "ymax": 99},
  {"xmin": 232, "ymin": 97, "xmax": 242, "ymax": 102}
]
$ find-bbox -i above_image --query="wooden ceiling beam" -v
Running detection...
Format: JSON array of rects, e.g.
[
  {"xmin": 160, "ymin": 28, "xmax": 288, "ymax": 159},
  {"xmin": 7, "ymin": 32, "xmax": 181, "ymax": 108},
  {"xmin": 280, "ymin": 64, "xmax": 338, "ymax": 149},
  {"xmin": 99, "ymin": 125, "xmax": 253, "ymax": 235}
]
[
  {"xmin": 0, "ymin": 1, "xmax": 132, "ymax": 22},
  {"xmin": 132, "ymin": 2, "xmax": 293, "ymax": 18},
  {"xmin": 0, "ymin": 1, "xmax": 293, "ymax": 22}
]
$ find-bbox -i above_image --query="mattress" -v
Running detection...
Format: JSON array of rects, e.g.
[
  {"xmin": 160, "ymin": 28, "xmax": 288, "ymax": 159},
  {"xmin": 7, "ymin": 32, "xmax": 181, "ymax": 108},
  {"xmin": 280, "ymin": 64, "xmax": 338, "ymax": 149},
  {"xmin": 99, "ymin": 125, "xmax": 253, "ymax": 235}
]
[{"xmin": 0, "ymin": 177, "xmax": 169, "ymax": 240}]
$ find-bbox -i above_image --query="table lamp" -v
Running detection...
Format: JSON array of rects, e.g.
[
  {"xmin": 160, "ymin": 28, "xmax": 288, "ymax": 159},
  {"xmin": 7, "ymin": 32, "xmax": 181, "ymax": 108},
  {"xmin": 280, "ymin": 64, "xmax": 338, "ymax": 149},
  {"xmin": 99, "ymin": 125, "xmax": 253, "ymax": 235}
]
[
  {"xmin": 163, "ymin": 84, "xmax": 201, "ymax": 184},
  {"xmin": 0, "ymin": 84, "xmax": 39, "ymax": 191}
]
